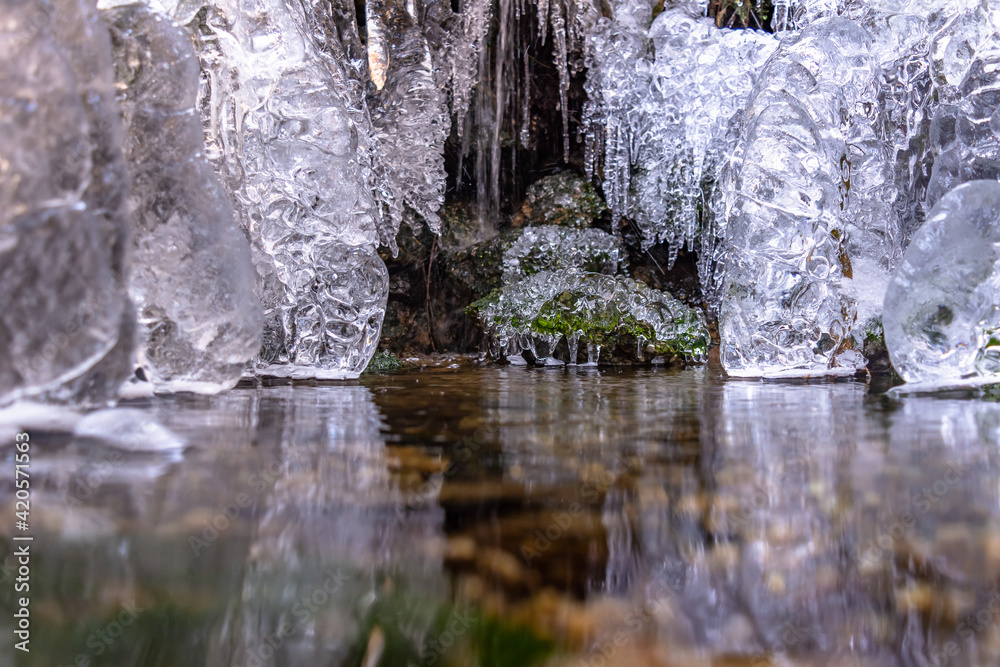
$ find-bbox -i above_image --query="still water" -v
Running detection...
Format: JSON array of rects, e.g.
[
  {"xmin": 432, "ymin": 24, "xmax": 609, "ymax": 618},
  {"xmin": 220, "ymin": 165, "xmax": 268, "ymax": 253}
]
[{"xmin": 2, "ymin": 360, "xmax": 999, "ymax": 666}]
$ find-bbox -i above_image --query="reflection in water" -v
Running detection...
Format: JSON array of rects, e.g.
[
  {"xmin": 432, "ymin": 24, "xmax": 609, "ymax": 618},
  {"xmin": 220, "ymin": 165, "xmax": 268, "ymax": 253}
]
[{"xmin": 3, "ymin": 366, "xmax": 1000, "ymax": 666}]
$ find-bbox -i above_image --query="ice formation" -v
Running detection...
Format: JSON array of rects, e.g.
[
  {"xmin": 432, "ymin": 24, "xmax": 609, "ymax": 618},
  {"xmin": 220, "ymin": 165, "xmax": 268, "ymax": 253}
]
[
  {"xmin": 717, "ymin": 18, "xmax": 890, "ymax": 378},
  {"xmin": 0, "ymin": 0, "xmax": 135, "ymax": 406},
  {"xmin": 171, "ymin": 0, "xmax": 390, "ymax": 379},
  {"xmin": 474, "ymin": 269, "xmax": 710, "ymax": 365},
  {"xmin": 883, "ymin": 181, "xmax": 1000, "ymax": 390},
  {"xmin": 502, "ymin": 227, "xmax": 623, "ymax": 284},
  {"xmin": 103, "ymin": 4, "xmax": 262, "ymax": 393},
  {"xmin": 583, "ymin": 0, "xmax": 778, "ymax": 278}
]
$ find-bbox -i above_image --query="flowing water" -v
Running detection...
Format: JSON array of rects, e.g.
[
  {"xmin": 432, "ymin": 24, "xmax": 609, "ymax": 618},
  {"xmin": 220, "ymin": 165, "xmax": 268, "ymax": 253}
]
[{"xmin": 3, "ymin": 361, "xmax": 1000, "ymax": 666}]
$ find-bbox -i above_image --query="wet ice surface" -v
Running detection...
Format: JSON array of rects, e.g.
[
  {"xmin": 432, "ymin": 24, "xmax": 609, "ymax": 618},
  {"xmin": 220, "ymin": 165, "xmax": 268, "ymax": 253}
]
[
  {"xmin": 718, "ymin": 18, "xmax": 890, "ymax": 379},
  {"xmin": 173, "ymin": 0, "xmax": 389, "ymax": 380},
  {"xmin": 7, "ymin": 364, "xmax": 1000, "ymax": 666}
]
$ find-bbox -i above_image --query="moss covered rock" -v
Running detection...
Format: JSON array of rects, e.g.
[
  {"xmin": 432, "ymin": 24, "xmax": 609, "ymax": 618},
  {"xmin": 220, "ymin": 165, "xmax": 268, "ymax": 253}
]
[
  {"xmin": 469, "ymin": 269, "xmax": 710, "ymax": 365},
  {"xmin": 448, "ymin": 225, "xmax": 623, "ymax": 302}
]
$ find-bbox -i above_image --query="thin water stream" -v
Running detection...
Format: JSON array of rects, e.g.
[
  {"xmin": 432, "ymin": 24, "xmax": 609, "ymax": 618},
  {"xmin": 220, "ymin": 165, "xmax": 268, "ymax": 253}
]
[{"xmin": 2, "ymin": 361, "xmax": 999, "ymax": 666}]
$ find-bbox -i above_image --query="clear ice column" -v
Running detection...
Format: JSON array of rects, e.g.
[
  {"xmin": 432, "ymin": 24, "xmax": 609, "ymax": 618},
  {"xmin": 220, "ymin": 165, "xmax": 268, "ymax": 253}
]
[
  {"xmin": 104, "ymin": 3, "xmax": 262, "ymax": 394},
  {"xmin": 173, "ymin": 0, "xmax": 389, "ymax": 379},
  {"xmin": 0, "ymin": 0, "xmax": 135, "ymax": 406},
  {"xmin": 718, "ymin": 19, "xmax": 890, "ymax": 378}
]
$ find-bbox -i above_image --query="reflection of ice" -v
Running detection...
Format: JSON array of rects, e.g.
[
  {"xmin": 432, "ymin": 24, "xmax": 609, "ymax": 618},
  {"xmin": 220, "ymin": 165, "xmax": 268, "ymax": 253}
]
[
  {"xmin": 205, "ymin": 385, "xmax": 446, "ymax": 666},
  {"xmin": 75, "ymin": 408, "xmax": 187, "ymax": 452},
  {"xmin": 629, "ymin": 377, "xmax": 1000, "ymax": 664}
]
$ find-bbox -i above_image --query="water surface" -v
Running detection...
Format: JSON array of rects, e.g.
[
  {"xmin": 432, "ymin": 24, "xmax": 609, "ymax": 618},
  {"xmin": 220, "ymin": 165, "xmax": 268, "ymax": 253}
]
[{"xmin": 2, "ymin": 361, "xmax": 999, "ymax": 666}]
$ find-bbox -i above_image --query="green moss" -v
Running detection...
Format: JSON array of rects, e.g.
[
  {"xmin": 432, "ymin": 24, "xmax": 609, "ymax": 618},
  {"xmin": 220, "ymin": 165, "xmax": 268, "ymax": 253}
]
[
  {"xmin": 471, "ymin": 270, "xmax": 711, "ymax": 363},
  {"xmin": 364, "ymin": 349, "xmax": 403, "ymax": 373}
]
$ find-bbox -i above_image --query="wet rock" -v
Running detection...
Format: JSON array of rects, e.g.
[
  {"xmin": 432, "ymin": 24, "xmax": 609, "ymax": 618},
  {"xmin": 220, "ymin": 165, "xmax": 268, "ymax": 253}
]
[{"xmin": 363, "ymin": 349, "xmax": 402, "ymax": 373}]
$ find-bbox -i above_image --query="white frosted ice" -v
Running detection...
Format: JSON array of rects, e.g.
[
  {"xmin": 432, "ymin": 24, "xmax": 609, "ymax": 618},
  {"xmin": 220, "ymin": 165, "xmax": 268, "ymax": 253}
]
[
  {"xmin": 884, "ymin": 180, "xmax": 1000, "ymax": 391},
  {"xmin": 583, "ymin": 1, "xmax": 777, "ymax": 282}
]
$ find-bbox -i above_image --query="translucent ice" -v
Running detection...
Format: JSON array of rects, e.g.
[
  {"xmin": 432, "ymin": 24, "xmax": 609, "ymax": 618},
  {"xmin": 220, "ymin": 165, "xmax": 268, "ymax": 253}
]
[
  {"xmin": 718, "ymin": 19, "xmax": 888, "ymax": 377},
  {"xmin": 582, "ymin": 1, "xmax": 777, "ymax": 280},
  {"xmin": 364, "ymin": 0, "xmax": 450, "ymax": 234},
  {"xmin": 883, "ymin": 181, "xmax": 1000, "ymax": 389},
  {"xmin": 502, "ymin": 226, "xmax": 623, "ymax": 284},
  {"xmin": 0, "ymin": 0, "xmax": 135, "ymax": 406},
  {"xmin": 174, "ymin": 0, "xmax": 389, "ymax": 379},
  {"xmin": 104, "ymin": 4, "xmax": 262, "ymax": 394}
]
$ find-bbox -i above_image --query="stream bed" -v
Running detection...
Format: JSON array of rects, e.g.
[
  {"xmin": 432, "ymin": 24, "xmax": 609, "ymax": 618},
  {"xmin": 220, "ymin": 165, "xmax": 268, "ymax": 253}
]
[{"xmin": 3, "ymin": 360, "xmax": 999, "ymax": 666}]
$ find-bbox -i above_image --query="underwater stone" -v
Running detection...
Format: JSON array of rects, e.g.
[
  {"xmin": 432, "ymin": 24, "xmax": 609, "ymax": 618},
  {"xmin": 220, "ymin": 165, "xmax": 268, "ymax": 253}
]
[
  {"xmin": 718, "ymin": 18, "xmax": 889, "ymax": 378},
  {"xmin": 471, "ymin": 269, "xmax": 710, "ymax": 365},
  {"xmin": 173, "ymin": 0, "xmax": 389, "ymax": 379},
  {"xmin": 104, "ymin": 4, "xmax": 262, "ymax": 394},
  {"xmin": 513, "ymin": 172, "xmax": 607, "ymax": 229},
  {"xmin": 0, "ymin": 0, "xmax": 135, "ymax": 406},
  {"xmin": 883, "ymin": 181, "xmax": 1000, "ymax": 389}
]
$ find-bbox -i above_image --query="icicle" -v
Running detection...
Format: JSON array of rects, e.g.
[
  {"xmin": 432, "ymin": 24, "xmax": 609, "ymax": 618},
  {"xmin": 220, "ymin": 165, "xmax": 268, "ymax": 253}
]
[
  {"xmin": 567, "ymin": 332, "xmax": 580, "ymax": 365},
  {"xmin": 586, "ymin": 342, "xmax": 601, "ymax": 366},
  {"xmin": 520, "ymin": 47, "xmax": 531, "ymax": 148},
  {"xmin": 538, "ymin": 0, "xmax": 550, "ymax": 45},
  {"xmin": 451, "ymin": 0, "xmax": 493, "ymax": 141},
  {"xmin": 552, "ymin": 0, "xmax": 571, "ymax": 164}
]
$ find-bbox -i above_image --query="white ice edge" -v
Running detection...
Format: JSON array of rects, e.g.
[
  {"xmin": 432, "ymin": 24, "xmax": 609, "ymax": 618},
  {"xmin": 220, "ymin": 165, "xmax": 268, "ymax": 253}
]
[
  {"xmin": 888, "ymin": 375, "xmax": 1000, "ymax": 397},
  {"xmin": 256, "ymin": 364, "xmax": 361, "ymax": 380},
  {"xmin": 724, "ymin": 366, "xmax": 863, "ymax": 379}
]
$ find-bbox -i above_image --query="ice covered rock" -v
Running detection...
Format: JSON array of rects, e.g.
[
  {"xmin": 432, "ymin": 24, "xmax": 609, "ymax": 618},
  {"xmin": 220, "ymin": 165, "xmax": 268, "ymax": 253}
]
[
  {"xmin": 0, "ymin": 0, "xmax": 135, "ymax": 406},
  {"xmin": 104, "ymin": 4, "xmax": 261, "ymax": 394},
  {"xmin": 449, "ymin": 224, "xmax": 622, "ymax": 303},
  {"xmin": 718, "ymin": 18, "xmax": 890, "ymax": 378},
  {"xmin": 502, "ymin": 226, "xmax": 623, "ymax": 284},
  {"xmin": 173, "ymin": 0, "xmax": 389, "ymax": 379},
  {"xmin": 883, "ymin": 181, "xmax": 1000, "ymax": 389},
  {"xmin": 471, "ymin": 269, "xmax": 710, "ymax": 365},
  {"xmin": 513, "ymin": 172, "xmax": 607, "ymax": 228}
]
